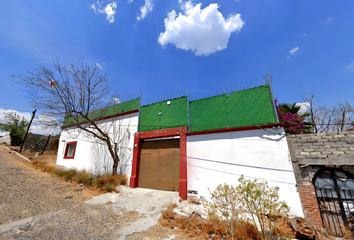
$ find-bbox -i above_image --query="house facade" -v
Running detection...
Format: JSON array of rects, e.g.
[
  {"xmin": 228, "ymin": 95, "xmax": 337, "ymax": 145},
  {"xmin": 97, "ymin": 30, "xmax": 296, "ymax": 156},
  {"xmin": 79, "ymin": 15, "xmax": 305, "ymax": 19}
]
[{"xmin": 57, "ymin": 82, "xmax": 304, "ymax": 217}]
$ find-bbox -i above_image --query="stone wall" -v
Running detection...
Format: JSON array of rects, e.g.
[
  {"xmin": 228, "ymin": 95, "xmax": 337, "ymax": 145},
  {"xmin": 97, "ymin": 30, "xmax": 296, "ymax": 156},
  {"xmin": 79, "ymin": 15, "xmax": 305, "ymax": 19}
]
[{"xmin": 286, "ymin": 131, "xmax": 354, "ymax": 229}]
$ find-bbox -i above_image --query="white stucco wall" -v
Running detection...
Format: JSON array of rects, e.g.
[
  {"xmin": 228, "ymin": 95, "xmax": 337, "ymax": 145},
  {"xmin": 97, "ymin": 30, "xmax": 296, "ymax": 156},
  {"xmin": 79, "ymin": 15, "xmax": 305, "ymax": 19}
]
[
  {"xmin": 187, "ymin": 127, "xmax": 304, "ymax": 217},
  {"xmin": 0, "ymin": 133, "xmax": 11, "ymax": 145},
  {"xmin": 56, "ymin": 112, "xmax": 139, "ymax": 184}
]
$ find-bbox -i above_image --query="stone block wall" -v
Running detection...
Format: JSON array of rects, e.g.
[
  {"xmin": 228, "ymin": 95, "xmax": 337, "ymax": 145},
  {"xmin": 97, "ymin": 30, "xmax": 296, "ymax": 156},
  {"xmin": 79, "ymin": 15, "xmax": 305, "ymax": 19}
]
[{"xmin": 286, "ymin": 131, "xmax": 354, "ymax": 229}]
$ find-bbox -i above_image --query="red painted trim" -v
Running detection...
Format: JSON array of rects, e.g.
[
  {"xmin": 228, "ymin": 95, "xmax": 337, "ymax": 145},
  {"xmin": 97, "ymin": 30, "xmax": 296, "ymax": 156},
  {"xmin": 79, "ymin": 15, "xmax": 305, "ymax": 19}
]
[
  {"xmin": 130, "ymin": 127, "xmax": 188, "ymax": 200},
  {"xmin": 185, "ymin": 123, "xmax": 284, "ymax": 136},
  {"xmin": 63, "ymin": 141, "xmax": 77, "ymax": 159},
  {"xmin": 61, "ymin": 109, "xmax": 139, "ymax": 129}
]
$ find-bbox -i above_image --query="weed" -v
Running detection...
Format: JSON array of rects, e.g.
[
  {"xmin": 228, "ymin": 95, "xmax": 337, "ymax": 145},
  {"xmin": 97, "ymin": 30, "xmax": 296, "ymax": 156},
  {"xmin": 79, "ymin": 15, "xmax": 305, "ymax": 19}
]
[
  {"xmin": 101, "ymin": 184, "xmax": 119, "ymax": 193},
  {"xmin": 94, "ymin": 174, "xmax": 127, "ymax": 188},
  {"xmin": 31, "ymin": 160, "xmax": 125, "ymax": 193},
  {"xmin": 188, "ymin": 197, "xmax": 201, "ymax": 205},
  {"xmin": 75, "ymin": 170, "xmax": 94, "ymax": 186}
]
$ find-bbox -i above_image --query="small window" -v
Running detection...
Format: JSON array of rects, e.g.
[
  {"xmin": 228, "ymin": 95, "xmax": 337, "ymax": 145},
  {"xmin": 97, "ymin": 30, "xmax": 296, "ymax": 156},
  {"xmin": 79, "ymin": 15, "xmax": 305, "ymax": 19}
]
[{"xmin": 64, "ymin": 141, "xmax": 77, "ymax": 159}]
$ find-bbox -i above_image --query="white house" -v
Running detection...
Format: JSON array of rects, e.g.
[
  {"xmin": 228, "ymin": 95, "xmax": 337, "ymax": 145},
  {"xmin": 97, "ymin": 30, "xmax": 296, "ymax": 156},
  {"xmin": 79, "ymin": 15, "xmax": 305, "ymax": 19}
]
[{"xmin": 57, "ymin": 82, "xmax": 304, "ymax": 217}]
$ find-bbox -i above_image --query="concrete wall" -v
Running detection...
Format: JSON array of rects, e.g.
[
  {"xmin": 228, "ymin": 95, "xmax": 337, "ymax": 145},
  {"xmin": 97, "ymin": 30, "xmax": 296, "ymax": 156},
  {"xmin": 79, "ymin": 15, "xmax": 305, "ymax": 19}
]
[
  {"xmin": 286, "ymin": 131, "xmax": 354, "ymax": 228},
  {"xmin": 0, "ymin": 134, "xmax": 11, "ymax": 145},
  {"xmin": 57, "ymin": 112, "xmax": 139, "ymax": 184},
  {"xmin": 186, "ymin": 127, "xmax": 304, "ymax": 217}
]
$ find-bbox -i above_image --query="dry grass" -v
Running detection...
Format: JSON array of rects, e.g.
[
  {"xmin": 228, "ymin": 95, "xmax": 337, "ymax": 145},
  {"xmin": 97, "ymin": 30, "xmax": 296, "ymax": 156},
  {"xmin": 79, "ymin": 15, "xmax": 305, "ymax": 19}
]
[
  {"xmin": 272, "ymin": 216, "xmax": 296, "ymax": 238},
  {"xmin": 341, "ymin": 224, "xmax": 354, "ymax": 239},
  {"xmin": 159, "ymin": 204, "xmax": 259, "ymax": 240},
  {"xmin": 188, "ymin": 197, "xmax": 201, "ymax": 205},
  {"xmin": 31, "ymin": 160, "xmax": 126, "ymax": 193}
]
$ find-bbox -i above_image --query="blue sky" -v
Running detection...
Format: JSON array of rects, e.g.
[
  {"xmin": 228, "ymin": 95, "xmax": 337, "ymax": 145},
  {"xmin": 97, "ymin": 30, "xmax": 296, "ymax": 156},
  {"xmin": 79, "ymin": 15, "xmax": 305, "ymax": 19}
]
[{"xmin": 0, "ymin": 0, "xmax": 353, "ymax": 134}]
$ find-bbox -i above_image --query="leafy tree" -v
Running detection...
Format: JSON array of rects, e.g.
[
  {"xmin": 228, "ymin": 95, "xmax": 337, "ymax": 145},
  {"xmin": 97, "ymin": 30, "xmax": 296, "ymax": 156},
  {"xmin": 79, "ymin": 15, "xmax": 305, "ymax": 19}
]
[
  {"xmin": 12, "ymin": 59, "xmax": 130, "ymax": 175},
  {"xmin": 0, "ymin": 112, "xmax": 29, "ymax": 146}
]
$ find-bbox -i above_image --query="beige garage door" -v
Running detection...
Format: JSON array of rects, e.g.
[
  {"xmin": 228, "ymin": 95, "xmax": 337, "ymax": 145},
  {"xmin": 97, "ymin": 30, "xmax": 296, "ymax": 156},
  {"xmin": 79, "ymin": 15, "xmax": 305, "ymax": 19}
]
[{"xmin": 138, "ymin": 139, "xmax": 180, "ymax": 191}]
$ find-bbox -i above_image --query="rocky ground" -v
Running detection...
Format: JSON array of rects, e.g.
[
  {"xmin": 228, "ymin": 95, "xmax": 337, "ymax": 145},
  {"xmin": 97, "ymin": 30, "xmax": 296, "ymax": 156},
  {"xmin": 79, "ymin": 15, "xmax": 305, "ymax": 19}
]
[{"xmin": 0, "ymin": 146, "xmax": 181, "ymax": 239}]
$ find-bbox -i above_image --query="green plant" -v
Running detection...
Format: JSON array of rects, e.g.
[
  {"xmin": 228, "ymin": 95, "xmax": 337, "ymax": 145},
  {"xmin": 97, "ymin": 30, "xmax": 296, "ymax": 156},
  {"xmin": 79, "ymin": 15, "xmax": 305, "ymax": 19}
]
[
  {"xmin": 75, "ymin": 170, "xmax": 94, "ymax": 186},
  {"xmin": 236, "ymin": 175, "xmax": 290, "ymax": 240},
  {"xmin": 207, "ymin": 184, "xmax": 245, "ymax": 237},
  {"xmin": 0, "ymin": 112, "xmax": 29, "ymax": 146}
]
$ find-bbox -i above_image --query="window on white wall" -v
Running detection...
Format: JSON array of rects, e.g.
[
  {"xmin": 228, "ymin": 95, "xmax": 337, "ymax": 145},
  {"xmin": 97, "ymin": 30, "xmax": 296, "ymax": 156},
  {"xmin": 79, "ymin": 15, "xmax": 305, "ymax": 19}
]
[{"xmin": 64, "ymin": 141, "xmax": 77, "ymax": 159}]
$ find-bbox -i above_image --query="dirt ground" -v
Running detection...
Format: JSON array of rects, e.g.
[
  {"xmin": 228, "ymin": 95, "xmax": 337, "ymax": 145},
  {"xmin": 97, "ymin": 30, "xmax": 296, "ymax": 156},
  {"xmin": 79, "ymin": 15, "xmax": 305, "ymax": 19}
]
[{"xmin": 0, "ymin": 146, "xmax": 183, "ymax": 239}]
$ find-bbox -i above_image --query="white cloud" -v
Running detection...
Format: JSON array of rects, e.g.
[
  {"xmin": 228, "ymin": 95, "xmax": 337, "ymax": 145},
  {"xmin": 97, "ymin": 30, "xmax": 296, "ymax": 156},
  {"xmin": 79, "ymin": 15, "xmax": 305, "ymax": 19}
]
[
  {"xmin": 296, "ymin": 102, "xmax": 310, "ymax": 115},
  {"xmin": 325, "ymin": 17, "xmax": 333, "ymax": 24},
  {"xmin": 96, "ymin": 63, "xmax": 103, "ymax": 69},
  {"xmin": 345, "ymin": 62, "xmax": 354, "ymax": 71},
  {"xmin": 137, "ymin": 0, "xmax": 153, "ymax": 21},
  {"xmin": 0, "ymin": 108, "xmax": 58, "ymax": 136},
  {"xmin": 178, "ymin": 0, "xmax": 183, "ymax": 3},
  {"xmin": 289, "ymin": 46, "xmax": 299, "ymax": 55},
  {"xmin": 128, "ymin": 0, "xmax": 133, "ymax": 3},
  {"xmin": 158, "ymin": 1, "xmax": 244, "ymax": 56},
  {"xmin": 91, "ymin": 1, "xmax": 117, "ymax": 23}
]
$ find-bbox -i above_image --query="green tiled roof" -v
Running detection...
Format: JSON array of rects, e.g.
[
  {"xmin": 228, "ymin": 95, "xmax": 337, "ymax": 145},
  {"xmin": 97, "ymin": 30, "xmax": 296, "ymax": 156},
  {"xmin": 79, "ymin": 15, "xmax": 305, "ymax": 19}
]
[
  {"xmin": 139, "ymin": 97, "xmax": 188, "ymax": 132},
  {"xmin": 189, "ymin": 85, "xmax": 277, "ymax": 132},
  {"xmin": 63, "ymin": 98, "xmax": 140, "ymax": 127}
]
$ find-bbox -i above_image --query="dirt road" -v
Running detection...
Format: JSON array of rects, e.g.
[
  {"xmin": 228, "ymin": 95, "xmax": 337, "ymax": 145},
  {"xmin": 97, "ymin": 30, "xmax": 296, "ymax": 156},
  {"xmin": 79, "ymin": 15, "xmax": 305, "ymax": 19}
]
[{"xmin": 0, "ymin": 147, "xmax": 170, "ymax": 239}]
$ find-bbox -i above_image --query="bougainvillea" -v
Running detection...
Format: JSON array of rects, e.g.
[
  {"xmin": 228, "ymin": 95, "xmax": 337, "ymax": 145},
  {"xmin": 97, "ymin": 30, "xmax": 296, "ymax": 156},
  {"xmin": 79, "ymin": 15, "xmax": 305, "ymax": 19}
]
[{"xmin": 275, "ymin": 98, "xmax": 307, "ymax": 134}]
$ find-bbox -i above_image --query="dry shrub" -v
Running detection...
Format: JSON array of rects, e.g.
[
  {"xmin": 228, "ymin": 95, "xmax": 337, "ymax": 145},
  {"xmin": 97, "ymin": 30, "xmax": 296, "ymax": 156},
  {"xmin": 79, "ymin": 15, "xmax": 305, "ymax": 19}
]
[
  {"xmin": 272, "ymin": 217, "xmax": 296, "ymax": 238},
  {"xmin": 101, "ymin": 184, "xmax": 119, "ymax": 193},
  {"xmin": 32, "ymin": 160, "xmax": 47, "ymax": 170},
  {"xmin": 43, "ymin": 163, "xmax": 56, "ymax": 173},
  {"xmin": 160, "ymin": 204, "xmax": 258, "ymax": 239},
  {"xmin": 50, "ymin": 138, "xmax": 59, "ymax": 152},
  {"xmin": 188, "ymin": 197, "xmax": 201, "ymax": 205},
  {"xmin": 94, "ymin": 174, "xmax": 127, "ymax": 188},
  {"xmin": 341, "ymin": 225, "xmax": 354, "ymax": 239},
  {"xmin": 75, "ymin": 170, "xmax": 94, "ymax": 186}
]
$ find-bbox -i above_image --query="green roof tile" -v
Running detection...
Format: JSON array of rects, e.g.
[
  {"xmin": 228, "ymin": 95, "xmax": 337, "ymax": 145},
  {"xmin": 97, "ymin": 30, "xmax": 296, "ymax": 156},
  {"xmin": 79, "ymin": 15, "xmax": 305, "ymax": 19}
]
[
  {"xmin": 189, "ymin": 85, "xmax": 277, "ymax": 132},
  {"xmin": 63, "ymin": 98, "xmax": 140, "ymax": 127},
  {"xmin": 139, "ymin": 97, "xmax": 188, "ymax": 132}
]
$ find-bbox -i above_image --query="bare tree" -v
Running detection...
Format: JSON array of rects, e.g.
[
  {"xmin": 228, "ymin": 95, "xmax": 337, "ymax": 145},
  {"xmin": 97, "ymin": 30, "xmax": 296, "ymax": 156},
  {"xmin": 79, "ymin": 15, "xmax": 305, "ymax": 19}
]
[
  {"xmin": 12, "ymin": 59, "xmax": 129, "ymax": 175},
  {"xmin": 303, "ymin": 94, "xmax": 353, "ymax": 133},
  {"xmin": 303, "ymin": 94, "xmax": 335, "ymax": 133},
  {"xmin": 333, "ymin": 102, "xmax": 354, "ymax": 132}
]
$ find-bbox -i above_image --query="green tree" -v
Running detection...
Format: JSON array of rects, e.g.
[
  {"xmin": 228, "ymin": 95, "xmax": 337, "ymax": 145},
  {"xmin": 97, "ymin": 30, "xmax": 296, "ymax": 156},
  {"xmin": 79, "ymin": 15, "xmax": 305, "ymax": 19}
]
[{"xmin": 0, "ymin": 112, "xmax": 29, "ymax": 146}]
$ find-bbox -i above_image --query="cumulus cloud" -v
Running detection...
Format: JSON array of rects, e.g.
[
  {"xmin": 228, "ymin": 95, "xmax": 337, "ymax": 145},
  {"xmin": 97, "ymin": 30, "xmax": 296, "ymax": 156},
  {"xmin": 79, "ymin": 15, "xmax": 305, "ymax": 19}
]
[
  {"xmin": 137, "ymin": 0, "xmax": 153, "ymax": 21},
  {"xmin": 158, "ymin": 1, "xmax": 245, "ymax": 56},
  {"xmin": 91, "ymin": 1, "xmax": 117, "ymax": 23},
  {"xmin": 296, "ymin": 102, "xmax": 310, "ymax": 115},
  {"xmin": 0, "ymin": 108, "xmax": 58, "ymax": 136}
]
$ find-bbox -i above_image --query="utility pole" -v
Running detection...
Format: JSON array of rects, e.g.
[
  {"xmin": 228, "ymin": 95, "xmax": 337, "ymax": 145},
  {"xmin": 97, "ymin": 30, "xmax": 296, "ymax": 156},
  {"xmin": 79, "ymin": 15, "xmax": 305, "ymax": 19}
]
[
  {"xmin": 20, "ymin": 109, "xmax": 36, "ymax": 153},
  {"xmin": 40, "ymin": 134, "xmax": 51, "ymax": 155}
]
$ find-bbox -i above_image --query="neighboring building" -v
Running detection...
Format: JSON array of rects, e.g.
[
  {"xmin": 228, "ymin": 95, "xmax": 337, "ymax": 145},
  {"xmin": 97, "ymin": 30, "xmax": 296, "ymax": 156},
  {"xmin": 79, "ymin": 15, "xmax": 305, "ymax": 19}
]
[
  {"xmin": 57, "ymin": 82, "xmax": 304, "ymax": 217},
  {"xmin": 287, "ymin": 132, "xmax": 354, "ymax": 237},
  {"xmin": 0, "ymin": 133, "xmax": 11, "ymax": 145}
]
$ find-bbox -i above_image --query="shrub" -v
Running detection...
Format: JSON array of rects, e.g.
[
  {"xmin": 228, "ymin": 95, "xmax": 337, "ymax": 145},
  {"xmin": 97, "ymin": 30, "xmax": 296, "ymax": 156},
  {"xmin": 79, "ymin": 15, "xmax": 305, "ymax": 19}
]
[
  {"xmin": 74, "ymin": 170, "xmax": 94, "ymax": 186},
  {"xmin": 206, "ymin": 175, "xmax": 290, "ymax": 240},
  {"xmin": 207, "ymin": 184, "xmax": 245, "ymax": 237},
  {"xmin": 236, "ymin": 175, "xmax": 290, "ymax": 240}
]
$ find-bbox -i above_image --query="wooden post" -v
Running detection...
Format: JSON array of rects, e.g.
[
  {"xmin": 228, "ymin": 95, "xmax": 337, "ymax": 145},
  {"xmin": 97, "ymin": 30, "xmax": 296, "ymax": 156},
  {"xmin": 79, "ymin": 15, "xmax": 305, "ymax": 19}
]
[
  {"xmin": 40, "ymin": 134, "xmax": 51, "ymax": 155},
  {"xmin": 20, "ymin": 109, "xmax": 36, "ymax": 153}
]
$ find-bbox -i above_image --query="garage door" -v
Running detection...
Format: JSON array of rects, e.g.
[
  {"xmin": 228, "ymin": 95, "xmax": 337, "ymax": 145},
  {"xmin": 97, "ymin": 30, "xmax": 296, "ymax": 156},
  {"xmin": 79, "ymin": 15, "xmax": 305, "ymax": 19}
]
[{"xmin": 138, "ymin": 139, "xmax": 180, "ymax": 191}]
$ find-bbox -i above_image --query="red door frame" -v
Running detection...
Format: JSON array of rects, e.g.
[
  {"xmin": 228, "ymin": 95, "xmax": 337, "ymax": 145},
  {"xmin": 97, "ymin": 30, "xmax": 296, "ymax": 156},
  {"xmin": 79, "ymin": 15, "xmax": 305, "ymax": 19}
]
[{"xmin": 129, "ymin": 127, "xmax": 188, "ymax": 200}]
